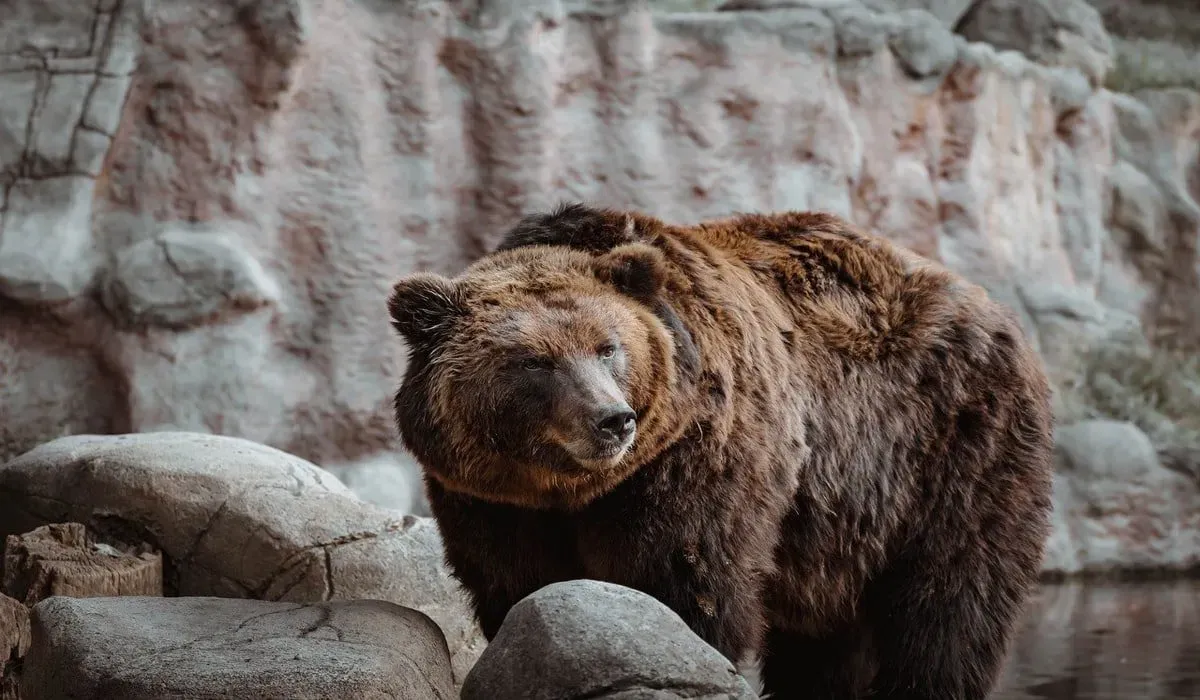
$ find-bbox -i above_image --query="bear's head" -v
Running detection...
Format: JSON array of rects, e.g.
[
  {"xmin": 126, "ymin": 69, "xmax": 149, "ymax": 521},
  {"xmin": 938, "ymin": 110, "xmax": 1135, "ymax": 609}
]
[{"xmin": 388, "ymin": 243, "xmax": 680, "ymax": 510}]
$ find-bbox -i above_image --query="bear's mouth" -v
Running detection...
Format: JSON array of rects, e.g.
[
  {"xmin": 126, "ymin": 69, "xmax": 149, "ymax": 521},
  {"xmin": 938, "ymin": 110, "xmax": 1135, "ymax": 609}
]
[{"xmin": 559, "ymin": 430, "xmax": 636, "ymax": 470}]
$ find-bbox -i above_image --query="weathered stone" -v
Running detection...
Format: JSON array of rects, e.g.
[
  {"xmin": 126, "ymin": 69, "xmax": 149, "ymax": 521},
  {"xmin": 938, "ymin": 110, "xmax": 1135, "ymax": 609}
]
[
  {"xmin": 0, "ymin": 72, "xmax": 38, "ymax": 180},
  {"xmin": 0, "ymin": 176, "xmax": 97, "ymax": 303},
  {"xmin": 463, "ymin": 580, "xmax": 758, "ymax": 700},
  {"xmin": 29, "ymin": 73, "xmax": 94, "ymax": 174},
  {"xmin": 101, "ymin": 226, "xmax": 283, "ymax": 329},
  {"xmin": 717, "ymin": 0, "xmax": 842, "ymax": 10},
  {"xmin": 887, "ymin": 9, "xmax": 957, "ymax": 79},
  {"xmin": 1045, "ymin": 64, "xmax": 1095, "ymax": 116},
  {"xmin": 22, "ymin": 596, "xmax": 454, "ymax": 700},
  {"xmin": 957, "ymin": 0, "xmax": 1115, "ymax": 87},
  {"xmin": 81, "ymin": 75, "xmax": 132, "ymax": 135},
  {"xmin": 0, "ymin": 432, "xmax": 484, "ymax": 687},
  {"xmin": 1044, "ymin": 420, "xmax": 1200, "ymax": 575},
  {"xmin": 827, "ymin": 3, "xmax": 894, "ymax": 58},
  {"xmin": 99, "ymin": 3, "xmax": 143, "ymax": 76},
  {"xmin": 2, "ymin": 523, "xmax": 163, "ymax": 606},
  {"xmin": 1110, "ymin": 159, "xmax": 1169, "ymax": 253},
  {"xmin": 863, "ymin": 0, "xmax": 974, "ymax": 27},
  {"xmin": 0, "ymin": 1, "xmax": 97, "ymax": 57},
  {"xmin": 1085, "ymin": 0, "xmax": 1200, "ymax": 93},
  {"xmin": 0, "ymin": 312, "xmax": 129, "ymax": 465},
  {"xmin": 717, "ymin": 0, "xmax": 973, "ymax": 28},
  {"xmin": 71, "ymin": 128, "xmax": 113, "ymax": 176},
  {"xmin": 0, "ymin": 594, "xmax": 28, "ymax": 700}
]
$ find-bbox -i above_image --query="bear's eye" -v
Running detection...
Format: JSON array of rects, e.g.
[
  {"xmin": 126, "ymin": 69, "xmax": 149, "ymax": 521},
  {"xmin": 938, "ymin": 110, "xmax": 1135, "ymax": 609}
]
[
  {"xmin": 597, "ymin": 343, "xmax": 618, "ymax": 360},
  {"xmin": 520, "ymin": 357, "xmax": 553, "ymax": 371}
]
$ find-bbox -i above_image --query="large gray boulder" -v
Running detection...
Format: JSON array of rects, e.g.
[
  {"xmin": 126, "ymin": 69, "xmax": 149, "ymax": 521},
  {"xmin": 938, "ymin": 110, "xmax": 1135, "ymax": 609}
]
[
  {"xmin": 21, "ymin": 596, "xmax": 454, "ymax": 700},
  {"xmin": 463, "ymin": 580, "xmax": 758, "ymax": 700}
]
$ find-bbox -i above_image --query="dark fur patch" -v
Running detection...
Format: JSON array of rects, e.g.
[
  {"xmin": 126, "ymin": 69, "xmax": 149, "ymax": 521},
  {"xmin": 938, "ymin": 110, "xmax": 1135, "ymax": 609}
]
[
  {"xmin": 494, "ymin": 202, "xmax": 640, "ymax": 254},
  {"xmin": 594, "ymin": 244, "xmax": 668, "ymax": 300},
  {"xmin": 387, "ymin": 273, "xmax": 466, "ymax": 345},
  {"xmin": 650, "ymin": 298, "xmax": 701, "ymax": 379}
]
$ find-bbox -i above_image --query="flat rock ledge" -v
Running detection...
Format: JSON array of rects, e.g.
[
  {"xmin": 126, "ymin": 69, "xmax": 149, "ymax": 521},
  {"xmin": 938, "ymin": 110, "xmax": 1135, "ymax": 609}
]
[
  {"xmin": 464, "ymin": 580, "xmax": 760, "ymax": 700},
  {"xmin": 21, "ymin": 596, "xmax": 454, "ymax": 700}
]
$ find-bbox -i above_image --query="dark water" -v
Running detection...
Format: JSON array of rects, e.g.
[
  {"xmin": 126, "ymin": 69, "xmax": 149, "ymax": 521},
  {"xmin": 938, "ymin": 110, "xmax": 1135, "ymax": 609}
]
[{"xmin": 991, "ymin": 581, "xmax": 1200, "ymax": 699}]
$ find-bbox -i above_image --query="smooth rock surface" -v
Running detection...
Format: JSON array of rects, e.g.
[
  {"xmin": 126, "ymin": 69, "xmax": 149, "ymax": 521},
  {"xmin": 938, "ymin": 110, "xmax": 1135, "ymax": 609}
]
[
  {"xmin": 0, "ymin": 432, "xmax": 484, "ymax": 686},
  {"xmin": 101, "ymin": 224, "xmax": 283, "ymax": 329},
  {"xmin": 462, "ymin": 580, "xmax": 758, "ymax": 700},
  {"xmin": 0, "ymin": 177, "xmax": 98, "ymax": 303},
  {"xmin": 22, "ymin": 596, "xmax": 454, "ymax": 700},
  {"xmin": 887, "ymin": 9, "xmax": 959, "ymax": 79},
  {"xmin": 1043, "ymin": 420, "xmax": 1200, "ymax": 575}
]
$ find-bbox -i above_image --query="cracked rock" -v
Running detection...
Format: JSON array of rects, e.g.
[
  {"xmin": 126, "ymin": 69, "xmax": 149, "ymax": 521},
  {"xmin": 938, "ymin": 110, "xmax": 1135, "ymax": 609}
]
[
  {"xmin": 0, "ymin": 72, "xmax": 39, "ymax": 181},
  {"xmin": 0, "ymin": 176, "xmax": 98, "ymax": 304},
  {"xmin": 22, "ymin": 596, "xmax": 454, "ymax": 700},
  {"xmin": 462, "ymin": 580, "xmax": 759, "ymax": 700},
  {"xmin": 101, "ymin": 225, "xmax": 284, "ymax": 329},
  {"xmin": 82, "ymin": 76, "xmax": 132, "ymax": 136},
  {"xmin": 0, "ymin": 432, "xmax": 486, "ymax": 687},
  {"xmin": 30, "ymin": 73, "xmax": 94, "ymax": 175}
]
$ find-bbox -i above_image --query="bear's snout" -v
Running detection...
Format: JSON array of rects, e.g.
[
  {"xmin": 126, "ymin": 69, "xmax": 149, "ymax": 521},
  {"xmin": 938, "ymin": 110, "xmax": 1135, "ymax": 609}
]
[
  {"xmin": 592, "ymin": 405, "xmax": 637, "ymax": 444},
  {"xmin": 548, "ymin": 359, "xmax": 638, "ymax": 466}
]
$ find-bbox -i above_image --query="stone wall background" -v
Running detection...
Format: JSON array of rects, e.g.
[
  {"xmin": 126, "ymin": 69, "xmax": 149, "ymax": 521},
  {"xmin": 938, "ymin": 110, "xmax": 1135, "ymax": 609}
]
[{"xmin": 0, "ymin": 0, "xmax": 1197, "ymax": 573}]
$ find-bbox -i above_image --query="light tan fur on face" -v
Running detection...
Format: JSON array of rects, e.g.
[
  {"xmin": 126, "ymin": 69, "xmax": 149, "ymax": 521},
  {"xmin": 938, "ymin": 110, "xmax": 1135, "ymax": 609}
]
[
  {"xmin": 417, "ymin": 248, "xmax": 680, "ymax": 510},
  {"xmin": 499, "ymin": 303, "xmax": 636, "ymax": 464}
]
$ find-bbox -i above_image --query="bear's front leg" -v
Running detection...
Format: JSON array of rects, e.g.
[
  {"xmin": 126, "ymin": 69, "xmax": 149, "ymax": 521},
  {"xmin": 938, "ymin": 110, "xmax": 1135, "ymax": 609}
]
[
  {"xmin": 425, "ymin": 481, "xmax": 585, "ymax": 640},
  {"xmin": 575, "ymin": 462, "xmax": 788, "ymax": 664}
]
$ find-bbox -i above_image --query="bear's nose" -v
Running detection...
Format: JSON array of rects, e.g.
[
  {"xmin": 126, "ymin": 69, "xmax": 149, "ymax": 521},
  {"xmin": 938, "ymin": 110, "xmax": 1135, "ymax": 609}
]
[{"xmin": 594, "ymin": 407, "xmax": 636, "ymax": 442}]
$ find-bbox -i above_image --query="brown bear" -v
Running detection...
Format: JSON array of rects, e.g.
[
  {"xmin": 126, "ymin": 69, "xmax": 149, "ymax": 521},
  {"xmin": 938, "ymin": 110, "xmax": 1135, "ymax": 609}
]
[{"xmin": 387, "ymin": 203, "xmax": 1054, "ymax": 700}]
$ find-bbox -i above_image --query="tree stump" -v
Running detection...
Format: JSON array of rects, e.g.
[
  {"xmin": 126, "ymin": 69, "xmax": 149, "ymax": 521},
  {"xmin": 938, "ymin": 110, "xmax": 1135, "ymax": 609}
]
[
  {"xmin": 2, "ymin": 523, "xmax": 163, "ymax": 606},
  {"xmin": 1, "ymin": 593, "xmax": 29, "ymax": 700}
]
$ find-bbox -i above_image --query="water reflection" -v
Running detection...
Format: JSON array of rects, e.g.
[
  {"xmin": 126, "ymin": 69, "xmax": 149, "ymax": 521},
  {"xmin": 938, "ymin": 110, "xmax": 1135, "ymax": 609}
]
[{"xmin": 992, "ymin": 581, "xmax": 1200, "ymax": 699}]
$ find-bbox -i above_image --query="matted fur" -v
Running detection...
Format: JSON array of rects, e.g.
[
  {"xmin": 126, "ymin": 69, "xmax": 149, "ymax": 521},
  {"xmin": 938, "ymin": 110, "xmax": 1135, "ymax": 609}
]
[{"xmin": 389, "ymin": 203, "xmax": 1055, "ymax": 700}]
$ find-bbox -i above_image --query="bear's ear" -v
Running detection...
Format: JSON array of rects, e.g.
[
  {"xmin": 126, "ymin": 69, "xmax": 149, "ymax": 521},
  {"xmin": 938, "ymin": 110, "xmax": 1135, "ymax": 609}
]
[
  {"xmin": 593, "ymin": 243, "xmax": 668, "ymax": 300},
  {"xmin": 388, "ymin": 273, "xmax": 467, "ymax": 345}
]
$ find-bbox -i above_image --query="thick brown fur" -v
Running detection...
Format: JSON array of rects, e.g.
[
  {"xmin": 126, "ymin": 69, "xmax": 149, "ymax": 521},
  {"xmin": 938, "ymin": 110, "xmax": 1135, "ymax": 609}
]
[{"xmin": 389, "ymin": 203, "xmax": 1055, "ymax": 700}]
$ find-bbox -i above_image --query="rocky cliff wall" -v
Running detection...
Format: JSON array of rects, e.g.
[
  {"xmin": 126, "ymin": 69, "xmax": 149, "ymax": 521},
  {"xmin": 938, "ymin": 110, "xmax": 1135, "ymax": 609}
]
[{"xmin": 0, "ymin": 0, "xmax": 1197, "ymax": 572}]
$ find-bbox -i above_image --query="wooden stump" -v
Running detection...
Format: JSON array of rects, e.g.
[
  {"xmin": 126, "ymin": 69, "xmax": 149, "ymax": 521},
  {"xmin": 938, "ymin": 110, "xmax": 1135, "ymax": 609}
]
[
  {"xmin": 2, "ymin": 523, "xmax": 163, "ymax": 606},
  {"xmin": 1, "ymin": 593, "xmax": 29, "ymax": 700}
]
